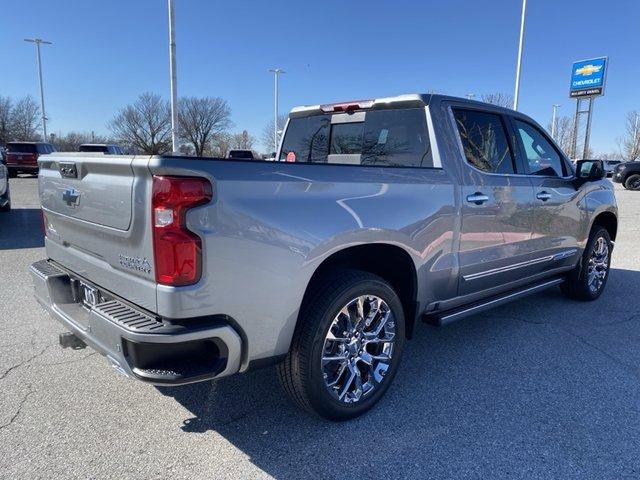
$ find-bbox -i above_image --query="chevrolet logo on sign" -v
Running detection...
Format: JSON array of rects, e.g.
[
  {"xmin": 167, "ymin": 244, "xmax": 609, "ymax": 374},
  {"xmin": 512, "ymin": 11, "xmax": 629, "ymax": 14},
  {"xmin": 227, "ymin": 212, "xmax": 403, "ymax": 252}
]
[
  {"xmin": 62, "ymin": 188, "xmax": 81, "ymax": 208},
  {"xmin": 575, "ymin": 64, "xmax": 602, "ymax": 76}
]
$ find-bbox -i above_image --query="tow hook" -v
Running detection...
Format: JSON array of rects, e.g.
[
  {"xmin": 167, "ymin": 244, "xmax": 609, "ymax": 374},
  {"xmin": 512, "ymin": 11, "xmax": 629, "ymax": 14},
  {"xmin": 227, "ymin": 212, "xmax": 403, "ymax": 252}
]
[{"xmin": 59, "ymin": 332, "xmax": 87, "ymax": 350}]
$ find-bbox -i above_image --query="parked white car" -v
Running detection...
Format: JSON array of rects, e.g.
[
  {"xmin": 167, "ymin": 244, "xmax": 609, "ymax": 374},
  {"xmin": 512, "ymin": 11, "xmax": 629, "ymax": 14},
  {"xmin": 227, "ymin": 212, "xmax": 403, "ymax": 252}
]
[{"xmin": 0, "ymin": 163, "xmax": 10, "ymax": 212}]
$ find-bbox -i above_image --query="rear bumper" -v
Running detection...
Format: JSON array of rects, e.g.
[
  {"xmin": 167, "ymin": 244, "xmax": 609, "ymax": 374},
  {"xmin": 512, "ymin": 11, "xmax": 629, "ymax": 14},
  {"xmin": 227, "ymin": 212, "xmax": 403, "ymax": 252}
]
[{"xmin": 29, "ymin": 259, "xmax": 242, "ymax": 386}]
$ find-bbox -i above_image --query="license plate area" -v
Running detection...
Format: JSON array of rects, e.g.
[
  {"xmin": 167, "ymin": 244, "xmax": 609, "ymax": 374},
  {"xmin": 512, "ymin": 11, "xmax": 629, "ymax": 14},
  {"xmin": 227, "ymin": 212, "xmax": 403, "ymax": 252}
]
[
  {"xmin": 70, "ymin": 278, "xmax": 104, "ymax": 311},
  {"xmin": 80, "ymin": 282, "xmax": 102, "ymax": 309}
]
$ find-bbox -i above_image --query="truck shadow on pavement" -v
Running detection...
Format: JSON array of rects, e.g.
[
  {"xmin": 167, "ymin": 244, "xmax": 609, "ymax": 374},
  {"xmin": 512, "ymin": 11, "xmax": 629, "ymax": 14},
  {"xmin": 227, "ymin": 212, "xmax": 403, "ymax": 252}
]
[
  {"xmin": 159, "ymin": 268, "xmax": 640, "ymax": 479},
  {"xmin": 0, "ymin": 208, "xmax": 45, "ymax": 250}
]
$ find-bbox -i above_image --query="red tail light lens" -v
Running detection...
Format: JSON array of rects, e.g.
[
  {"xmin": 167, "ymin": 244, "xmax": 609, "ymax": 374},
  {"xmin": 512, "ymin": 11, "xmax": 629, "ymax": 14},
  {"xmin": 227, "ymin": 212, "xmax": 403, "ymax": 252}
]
[{"xmin": 152, "ymin": 176, "xmax": 212, "ymax": 286}]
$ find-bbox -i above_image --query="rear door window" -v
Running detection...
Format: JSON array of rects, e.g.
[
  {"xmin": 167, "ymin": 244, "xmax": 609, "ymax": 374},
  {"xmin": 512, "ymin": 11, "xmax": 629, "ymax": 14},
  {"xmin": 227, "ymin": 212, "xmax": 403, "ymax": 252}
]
[
  {"xmin": 279, "ymin": 108, "xmax": 432, "ymax": 167},
  {"xmin": 513, "ymin": 120, "xmax": 566, "ymax": 177},
  {"xmin": 453, "ymin": 108, "xmax": 515, "ymax": 174}
]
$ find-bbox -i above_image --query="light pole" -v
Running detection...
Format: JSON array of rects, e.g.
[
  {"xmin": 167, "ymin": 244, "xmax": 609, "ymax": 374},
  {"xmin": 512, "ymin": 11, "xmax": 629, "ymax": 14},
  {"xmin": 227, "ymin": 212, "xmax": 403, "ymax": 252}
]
[
  {"xmin": 634, "ymin": 112, "xmax": 639, "ymax": 159},
  {"xmin": 168, "ymin": 0, "xmax": 179, "ymax": 154},
  {"xmin": 269, "ymin": 68, "xmax": 285, "ymax": 154},
  {"xmin": 551, "ymin": 104, "xmax": 561, "ymax": 140},
  {"xmin": 513, "ymin": 0, "xmax": 527, "ymax": 110},
  {"xmin": 24, "ymin": 38, "xmax": 52, "ymax": 141}
]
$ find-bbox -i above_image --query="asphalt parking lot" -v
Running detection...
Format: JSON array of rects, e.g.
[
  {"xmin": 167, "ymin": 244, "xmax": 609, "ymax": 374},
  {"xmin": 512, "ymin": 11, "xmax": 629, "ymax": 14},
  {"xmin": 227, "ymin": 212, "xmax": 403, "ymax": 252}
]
[{"xmin": 1, "ymin": 176, "xmax": 639, "ymax": 479}]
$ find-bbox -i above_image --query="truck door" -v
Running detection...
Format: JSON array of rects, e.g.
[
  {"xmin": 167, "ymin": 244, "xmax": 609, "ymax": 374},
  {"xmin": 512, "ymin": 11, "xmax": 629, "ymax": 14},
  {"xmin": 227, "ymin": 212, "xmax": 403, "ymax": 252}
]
[
  {"xmin": 509, "ymin": 118, "xmax": 582, "ymax": 272},
  {"xmin": 450, "ymin": 106, "xmax": 539, "ymax": 296}
]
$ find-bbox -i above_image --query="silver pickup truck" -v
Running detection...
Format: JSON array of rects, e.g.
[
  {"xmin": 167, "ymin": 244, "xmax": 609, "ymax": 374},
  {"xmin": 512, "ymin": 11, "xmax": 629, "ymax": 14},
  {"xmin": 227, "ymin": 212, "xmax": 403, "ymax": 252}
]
[{"xmin": 30, "ymin": 94, "xmax": 617, "ymax": 420}]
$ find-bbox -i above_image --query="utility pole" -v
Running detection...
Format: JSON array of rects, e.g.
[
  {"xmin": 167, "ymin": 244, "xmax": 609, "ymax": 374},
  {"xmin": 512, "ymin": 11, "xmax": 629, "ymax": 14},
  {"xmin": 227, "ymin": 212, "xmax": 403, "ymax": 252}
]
[
  {"xmin": 582, "ymin": 98, "xmax": 595, "ymax": 159},
  {"xmin": 269, "ymin": 68, "xmax": 285, "ymax": 154},
  {"xmin": 551, "ymin": 104, "xmax": 560, "ymax": 140},
  {"xmin": 513, "ymin": 0, "xmax": 527, "ymax": 110},
  {"xmin": 633, "ymin": 112, "xmax": 639, "ymax": 159},
  {"xmin": 24, "ymin": 38, "xmax": 52, "ymax": 141},
  {"xmin": 168, "ymin": 0, "xmax": 179, "ymax": 154}
]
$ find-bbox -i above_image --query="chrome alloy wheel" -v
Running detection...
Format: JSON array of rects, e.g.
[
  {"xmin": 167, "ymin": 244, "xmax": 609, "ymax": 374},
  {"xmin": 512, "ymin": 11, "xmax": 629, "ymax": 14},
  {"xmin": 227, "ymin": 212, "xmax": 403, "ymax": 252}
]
[
  {"xmin": 587, "ymin": 237, "xmax": 609, "ymax": 294},
  {"xmin": 320, "ymin": 295, "xmax": 396, "ymax": 404}
]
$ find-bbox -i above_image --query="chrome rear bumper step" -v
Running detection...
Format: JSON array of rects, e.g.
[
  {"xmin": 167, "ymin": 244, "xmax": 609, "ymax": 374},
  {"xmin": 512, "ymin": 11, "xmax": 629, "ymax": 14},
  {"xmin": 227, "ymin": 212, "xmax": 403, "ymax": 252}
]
[{"xmin": 426, "ymin": 277, "xmax": 564, "ymax": 326}]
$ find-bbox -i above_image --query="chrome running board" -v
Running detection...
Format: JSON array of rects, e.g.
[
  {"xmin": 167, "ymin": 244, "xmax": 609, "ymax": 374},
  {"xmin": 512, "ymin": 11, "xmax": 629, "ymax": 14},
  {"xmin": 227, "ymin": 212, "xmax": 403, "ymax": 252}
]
[{"xmin": 427, "ymin": 277, "xmax": 565, "ymax": 326}]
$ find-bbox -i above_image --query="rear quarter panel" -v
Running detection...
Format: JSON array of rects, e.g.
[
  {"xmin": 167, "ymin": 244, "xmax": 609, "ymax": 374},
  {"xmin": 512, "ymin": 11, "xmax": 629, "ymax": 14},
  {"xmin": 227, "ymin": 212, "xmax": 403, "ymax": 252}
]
[{"xmin": 149, "ymin": 157, "xmax": 457, "ymax": 366}]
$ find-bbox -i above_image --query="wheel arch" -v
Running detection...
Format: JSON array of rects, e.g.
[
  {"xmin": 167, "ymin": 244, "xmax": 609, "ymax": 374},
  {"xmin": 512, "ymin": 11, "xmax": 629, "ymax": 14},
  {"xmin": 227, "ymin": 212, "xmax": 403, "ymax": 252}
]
[
  {"xmin": 300, "ymin": 243, "xmax": 419, "ymax": 339},
  {"xmin": 591, "ymin": 210, "xmax": 618, "ymax": 242}
]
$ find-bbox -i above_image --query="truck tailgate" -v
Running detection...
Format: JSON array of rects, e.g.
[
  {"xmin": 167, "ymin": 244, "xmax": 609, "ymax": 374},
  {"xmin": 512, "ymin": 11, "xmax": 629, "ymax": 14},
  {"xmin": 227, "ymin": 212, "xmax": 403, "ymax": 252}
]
[{"xmin": 39, "ymin": 154, "xmax": 158, "ymax": 312}]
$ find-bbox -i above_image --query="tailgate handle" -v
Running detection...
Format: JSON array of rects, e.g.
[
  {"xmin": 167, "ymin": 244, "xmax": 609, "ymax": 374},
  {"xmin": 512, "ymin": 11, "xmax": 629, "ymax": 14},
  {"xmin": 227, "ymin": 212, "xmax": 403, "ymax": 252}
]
[{"xmin": 59, "ymin": 162, "xmax": 78, "ymax": 179}]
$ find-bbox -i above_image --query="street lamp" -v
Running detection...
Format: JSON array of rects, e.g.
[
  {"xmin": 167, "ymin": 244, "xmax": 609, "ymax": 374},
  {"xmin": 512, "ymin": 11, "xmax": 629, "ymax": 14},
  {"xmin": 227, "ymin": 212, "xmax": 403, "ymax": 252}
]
[
  {"xmin": 24, "ymin": 38, "xmax": 52, "ymax": 141},
  {"xmin": 513, "ymin": 0, "xmax": 527, "ymax": 110},
  {"xmin": 269, "ymin": 68, "xmax": 285, "ymax": 154},
  {"xmin": 167, "ymin": 0, "xmax": 179, "ymax": 154},
  {"xmin": 551, "ymin": 104, "xmax": 561, "ymax": 140}
]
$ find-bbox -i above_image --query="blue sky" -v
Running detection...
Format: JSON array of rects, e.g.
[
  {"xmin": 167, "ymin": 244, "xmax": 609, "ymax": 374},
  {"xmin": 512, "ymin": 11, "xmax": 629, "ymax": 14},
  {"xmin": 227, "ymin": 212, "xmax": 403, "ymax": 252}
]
[{"xmin": 1, "ymin": 0, "xmax": 637, "ymax": 153}]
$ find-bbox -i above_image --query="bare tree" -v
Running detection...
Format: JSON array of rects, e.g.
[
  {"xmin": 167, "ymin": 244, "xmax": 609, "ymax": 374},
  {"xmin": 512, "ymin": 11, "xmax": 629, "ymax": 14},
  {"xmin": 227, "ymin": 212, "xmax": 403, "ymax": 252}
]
[
  {"xmin": 481, "ymin": 93, "xmax": 514, "ymax": 109},
  {"xmin": 546, "ymin": 115, "xmax": 575, "ymax": 156},
  {"xmin": 620, "ymin": 111, "xmax": 640, "ymax": 161},
  {"xmin": 209, "ymin": 132, "xmax": 232, "ymax": 157},
  {"xmin": 178, "ymin": 97, "xmax": 232, "ymax": 157},
  {"xmin": 0, "ymin": 97, "xmax": 13, "ymax": 146},
  {"xmin": 11, "ymin": 96, "xmax": 41, "ymax": 141},
  {"xmin": 108, "ymin": 93, "xmax": 171, "ymax": 154},
  {"xmin": 230, "ymin": 130, "xmax": 254, "ymax": 150},
  {"xmin": 52, "ymin": 131, "xmax": 110, "ymax": 152},
  {"xmin": 261, "ymin": 114, "xmax": 287, "ymax": 153}
]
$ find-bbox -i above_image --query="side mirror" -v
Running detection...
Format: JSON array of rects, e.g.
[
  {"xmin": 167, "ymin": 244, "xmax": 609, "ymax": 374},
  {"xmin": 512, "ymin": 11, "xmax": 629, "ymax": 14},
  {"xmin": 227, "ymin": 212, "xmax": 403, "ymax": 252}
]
[{"xmin": 575, "ymin": 159, "xmax": 606, "ymax": 186}]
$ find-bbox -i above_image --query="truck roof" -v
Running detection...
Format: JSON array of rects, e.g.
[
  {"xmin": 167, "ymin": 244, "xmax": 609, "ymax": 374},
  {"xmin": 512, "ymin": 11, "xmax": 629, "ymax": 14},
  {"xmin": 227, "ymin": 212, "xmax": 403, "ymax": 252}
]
[{"xmin": 289, "ymin": 93, "xmax": 517, "ymax": 118}]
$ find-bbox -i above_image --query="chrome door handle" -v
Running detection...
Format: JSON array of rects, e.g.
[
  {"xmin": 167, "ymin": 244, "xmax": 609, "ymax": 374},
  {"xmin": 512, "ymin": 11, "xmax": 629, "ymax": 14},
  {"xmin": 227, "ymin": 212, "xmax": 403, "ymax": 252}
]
[
  {"xmin": 466, "ymin": 192, "xmax": 489, "ymax": 205},
  {"xmin": 536, "ymin": 191, "xmax": 551, "ymax": 201}
]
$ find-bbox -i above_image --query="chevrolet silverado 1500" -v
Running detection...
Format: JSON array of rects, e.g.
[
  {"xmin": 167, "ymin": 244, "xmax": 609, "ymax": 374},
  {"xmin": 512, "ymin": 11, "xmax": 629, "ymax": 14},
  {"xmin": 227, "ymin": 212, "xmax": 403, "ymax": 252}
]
[{"xmin": 30, "ymin": 94, "xmax": 617, "ymax": 420}]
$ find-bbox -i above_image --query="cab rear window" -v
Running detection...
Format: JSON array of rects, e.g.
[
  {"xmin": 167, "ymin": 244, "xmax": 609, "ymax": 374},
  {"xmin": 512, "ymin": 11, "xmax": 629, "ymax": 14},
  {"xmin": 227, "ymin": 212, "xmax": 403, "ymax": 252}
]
[{"xmin": 279, "ymin": 108, "xmax": 433, "ymax": 168}]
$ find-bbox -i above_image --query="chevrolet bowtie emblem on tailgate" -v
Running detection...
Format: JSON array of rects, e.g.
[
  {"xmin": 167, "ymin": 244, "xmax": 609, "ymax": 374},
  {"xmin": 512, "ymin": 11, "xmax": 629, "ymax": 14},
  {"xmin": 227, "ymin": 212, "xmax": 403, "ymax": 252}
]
[{"xmin": 62, "ymin": 187, "xmax": 81, "ymax": 207}]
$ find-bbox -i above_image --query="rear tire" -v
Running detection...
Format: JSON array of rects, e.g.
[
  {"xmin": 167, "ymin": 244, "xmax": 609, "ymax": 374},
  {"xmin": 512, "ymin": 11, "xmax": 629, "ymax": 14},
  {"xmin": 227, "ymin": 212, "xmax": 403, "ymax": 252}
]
[
  {"xmin": 624, "ymin": 174, "xmax": 640, "ymax": 191},
  {"xmin": 560, "ymin": 227, "xmax": 612, "ymax": 301},
  {"xmin": 7, "ymin": 169, "xmax": 16, "ymax": 179},
  {"xmin": 278, "ymin": 269, "xmax": 405, "ymax": 421}
]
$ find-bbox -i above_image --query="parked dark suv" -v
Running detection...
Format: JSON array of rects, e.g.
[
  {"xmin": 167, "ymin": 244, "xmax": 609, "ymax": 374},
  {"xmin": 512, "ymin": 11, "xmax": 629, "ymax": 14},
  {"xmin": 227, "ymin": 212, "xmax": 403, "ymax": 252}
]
[
  {"xmin": 612, "ymin": 161, "xmax": 640, "ymax": 190},
  {"xmin": 5, "ymin": 141, "xmax": 56, "ymax": 177}
]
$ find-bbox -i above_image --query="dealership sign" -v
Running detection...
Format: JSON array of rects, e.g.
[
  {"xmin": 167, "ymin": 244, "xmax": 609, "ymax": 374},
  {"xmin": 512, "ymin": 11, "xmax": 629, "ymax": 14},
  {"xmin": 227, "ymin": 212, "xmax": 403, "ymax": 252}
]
[{"xmin": 570, "ymin": 57, "xmax": 608, "ymax": 98}]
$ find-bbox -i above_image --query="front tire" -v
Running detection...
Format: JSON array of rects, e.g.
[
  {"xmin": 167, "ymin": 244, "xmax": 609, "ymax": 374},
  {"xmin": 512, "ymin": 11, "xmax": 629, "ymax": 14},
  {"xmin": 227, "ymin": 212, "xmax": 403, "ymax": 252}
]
[
  {"xmin": 561, "ymin": 227, "xmax": 612, "ymax": 301},
  {"xmin": 278, "ymin": 270, "xmax": 405, "ymax": 421},
  {"xmin": 624, "ymin": 174, "xmax": 640, "ymax": 191}
]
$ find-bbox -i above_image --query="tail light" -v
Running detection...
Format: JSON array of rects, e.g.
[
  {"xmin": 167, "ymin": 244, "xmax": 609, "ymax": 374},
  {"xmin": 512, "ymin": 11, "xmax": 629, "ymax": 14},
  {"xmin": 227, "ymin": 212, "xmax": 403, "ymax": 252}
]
[{"xmin": 152, "ymin": 176, "xmax": 212, "ymax": 286}]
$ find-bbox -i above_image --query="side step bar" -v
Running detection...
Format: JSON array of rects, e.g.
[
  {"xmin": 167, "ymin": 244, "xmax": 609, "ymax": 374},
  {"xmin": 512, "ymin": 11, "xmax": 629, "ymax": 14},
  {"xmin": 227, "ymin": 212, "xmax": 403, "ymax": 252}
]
[{"xmin": 425, "ymin": 277, "xmax": 564, "ymax": 326}]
